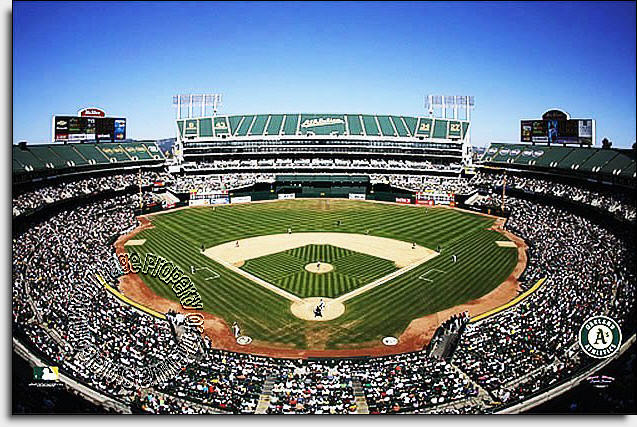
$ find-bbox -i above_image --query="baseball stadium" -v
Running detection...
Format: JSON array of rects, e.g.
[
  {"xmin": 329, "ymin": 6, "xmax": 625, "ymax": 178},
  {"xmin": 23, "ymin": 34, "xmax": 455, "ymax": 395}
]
[
  {"xmin": 12, "ymin": 99, "xmax": 637, "ymax": 414},
  {"xmin": 10, "ymin": 1, "xmax": 636, "ymax": 416}
]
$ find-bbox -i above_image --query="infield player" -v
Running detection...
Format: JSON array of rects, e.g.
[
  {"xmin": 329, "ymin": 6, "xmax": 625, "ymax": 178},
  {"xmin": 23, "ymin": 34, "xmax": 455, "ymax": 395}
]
[{"xmin": 232, "ymin": 321, "xmax": 241, "ymax": 338}]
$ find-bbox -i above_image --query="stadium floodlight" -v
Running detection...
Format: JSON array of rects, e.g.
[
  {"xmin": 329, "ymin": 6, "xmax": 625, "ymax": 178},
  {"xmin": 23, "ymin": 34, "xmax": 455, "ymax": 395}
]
[
  {"xmin": 172, "ymin": 93, "xmax": 223, "ymax": 118},
  {"xmin": 425, "ymin": 94, "xmax": 475, "ymax": 120}
]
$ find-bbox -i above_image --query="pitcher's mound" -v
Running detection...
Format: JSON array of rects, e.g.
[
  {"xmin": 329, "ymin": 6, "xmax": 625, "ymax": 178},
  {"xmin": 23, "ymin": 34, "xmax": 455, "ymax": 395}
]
[
  {"xmin": 304, "ymin": 262, "xmax": 334, "ymax": 274},
  {"xmin": 290, "ymin": 297, "xmax": 345, "ymax": 321}
]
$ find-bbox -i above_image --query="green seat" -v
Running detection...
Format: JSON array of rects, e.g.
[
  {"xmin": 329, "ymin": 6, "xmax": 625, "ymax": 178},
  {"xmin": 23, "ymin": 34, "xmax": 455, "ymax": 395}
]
[
  {"xmin": 346, "ymin": 115, "xmax": 363, "ymax": 136},
  {"xmin": 73, "ymin": 144, "xmax": 110, "ymax": 164},
  {"xmin": 557, "ymin": 147, "xmax": 596, "ymax": 172},
  {"xmin": 13, "ymin": 146, "xmax": 48, "ymax": 171},
  {"xmin": 235, "ymin": 115, "xmax": 255, "ymax": 136},
  {"xmin": 361, "ymin": 115, "xmax": 380, "ymax": 136},
  {"xmin": 98, "ymin": 143, "xmax": 132, "ymax": 162},
  {"xmin": 141, "ymin": 142, "xmax": 165, "ymax": 160},
  {"xmin": 249, "ymin": 115, "xmax": 268, "ymax": 135},
  {"xmin": 265, "ymin": 115, "xmax": 284, "ymax": 135},
  {"xmin": 403, "ymin": 116, "xmax": 418, "ymax": 136},
  {"xmin": 28, "ymin": 145, "xmax": 68, "ymax": 169},
  {"xmin": 282, "ymin": 114, "xmax": 299, "ymax": 135},
  {"xmin": 49, "ymin": 144, "xmax": 90, "ymax": 167},
  {"xmin": 377, "ymin": 115, "xmax": 396, "ymax": 137},
  {"xmin": 390, "ymin": 116, "xmax": 409, "ymax": 137}
]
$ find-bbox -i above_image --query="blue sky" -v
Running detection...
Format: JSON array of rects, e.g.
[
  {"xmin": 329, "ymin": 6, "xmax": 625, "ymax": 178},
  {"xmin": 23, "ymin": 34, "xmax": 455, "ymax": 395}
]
[{"xmin": 12, "ymin": 1, "xmax": 636, "ymax": 147}]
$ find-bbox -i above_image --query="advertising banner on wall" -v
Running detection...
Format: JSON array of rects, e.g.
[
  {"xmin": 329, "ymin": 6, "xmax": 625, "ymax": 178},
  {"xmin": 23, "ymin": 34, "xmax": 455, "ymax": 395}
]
[
  {"xmin": 231, "ymin": 196, "xmax": 252, "ymax": 204},
  {"xmin": 348, "ymin": 193, "xmax": 366, "ymax": 201},
  {"xmin": 395, "ymin": 197, "xmax": 411, "ymax": 204},
  {"xmin": 278, "ymin": 193, "xmax": 296, "ymax": 200}
]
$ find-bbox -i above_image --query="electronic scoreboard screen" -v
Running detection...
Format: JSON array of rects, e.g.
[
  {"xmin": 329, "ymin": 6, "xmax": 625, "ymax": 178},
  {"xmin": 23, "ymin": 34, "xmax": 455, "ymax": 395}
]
[
  {"xmin": 520, "ymin": 118, "xmax": 593, "ymax": 145},
  {"xmin": 54, "ymin": 116, "xmax": 126, "ymax": 142}
]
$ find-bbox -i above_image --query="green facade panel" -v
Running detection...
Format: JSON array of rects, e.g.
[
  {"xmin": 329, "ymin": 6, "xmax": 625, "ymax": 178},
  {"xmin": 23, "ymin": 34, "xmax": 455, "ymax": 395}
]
[{"xmin": 198, "ymin": 118, "xmax": 213, "ymax": 137}]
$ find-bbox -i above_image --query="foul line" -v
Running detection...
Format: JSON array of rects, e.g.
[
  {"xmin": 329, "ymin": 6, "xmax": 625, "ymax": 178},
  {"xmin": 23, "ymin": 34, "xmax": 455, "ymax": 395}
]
[
  {"xmin": 206, "ymin": 257, "xmax": 302, "ymax": 302},
  {"xmin": 418, "ymin": 268, "xmax": 446, "ymax": 282},
  {"xmin": 470, "ymin": 277, "xmax": 547, "ymax": 323},
  {"xmin": 97, "ymin": 274, "xmax": 167, "ymax": 320},
  {"xmin": 335, "ymin": 258, "xmax": 434, "ymax": 303}
]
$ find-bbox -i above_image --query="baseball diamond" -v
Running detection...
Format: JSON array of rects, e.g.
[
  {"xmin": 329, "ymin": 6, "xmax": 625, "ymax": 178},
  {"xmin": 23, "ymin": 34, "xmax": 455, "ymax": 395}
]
[
  {"xmin": 120, "ymin": 199, "xmax": 520, "ymax": 353},
  {"xmin": 11, "ymin": 2, "xmax": 637, "ymax": 416}
]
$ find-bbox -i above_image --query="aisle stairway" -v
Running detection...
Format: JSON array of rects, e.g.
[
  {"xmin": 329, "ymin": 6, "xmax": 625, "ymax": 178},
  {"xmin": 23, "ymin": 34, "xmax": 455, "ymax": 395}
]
[{"xmin": 254, "ymin": 375, "xmax": 276, "ymax": 414}]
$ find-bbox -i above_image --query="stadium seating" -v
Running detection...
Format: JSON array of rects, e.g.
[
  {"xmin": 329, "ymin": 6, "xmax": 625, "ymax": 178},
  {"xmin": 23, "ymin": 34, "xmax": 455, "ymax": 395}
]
[
  {"xmin": 176, "ymin": 114, "xmax": 470, "ymax": 140},
  {"xmin": 480, "ymin": 143, "xmax": 636, "ymax": 181},
  {"xmin": 12, "ymin": 142, "xmax": 166, "ymax": 182}
]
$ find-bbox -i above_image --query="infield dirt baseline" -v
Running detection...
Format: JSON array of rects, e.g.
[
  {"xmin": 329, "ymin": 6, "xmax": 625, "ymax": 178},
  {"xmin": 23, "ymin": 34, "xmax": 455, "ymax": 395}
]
[{"xmin": 203, "ymin": 232, "xmax": 440, "ymax": 321}]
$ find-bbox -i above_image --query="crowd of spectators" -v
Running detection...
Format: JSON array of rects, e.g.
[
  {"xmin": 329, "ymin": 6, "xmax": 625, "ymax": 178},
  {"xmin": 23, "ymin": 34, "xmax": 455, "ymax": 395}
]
[
  {"xmin": 170, "ymin": 173, "xmax": 276, "ymax": 193},
  {"xmin": 370, "ymin": 174, "xmax": 477, "ymax": 194},
  {"xmin": 187, "ymin": 158, "xmax": 461, "ymax": 173},
  {"xmin": 12, "ymin": 171, "xmax": 171, "ymax": 217},
  {"xmin": 11, "ymin": 169, "xmax": 636, "ymax": 414},
  {"xmin": 471, "ymin": 172, "xmax": 636, "ymax": 223},
  {"xmin": 267, "ymin": 361, "xmax": 358, "ymax": 414},
  {"xmin": 359, "ymin": 353, "xmax": 478, "ymax": 414},
  {"xmin": 454, "ymin": 195, "xmax": 635, "ymax": 404}
]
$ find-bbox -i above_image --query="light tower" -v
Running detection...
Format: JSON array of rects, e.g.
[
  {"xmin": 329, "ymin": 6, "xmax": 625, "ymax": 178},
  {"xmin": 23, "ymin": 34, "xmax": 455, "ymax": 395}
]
[
  {"xmin": 425, "ymin": 95, "xmax": 475, "ymax": 164},
  {"xmin": 172, "ymin": 93, "xmax": 223, "ymax": 163}
]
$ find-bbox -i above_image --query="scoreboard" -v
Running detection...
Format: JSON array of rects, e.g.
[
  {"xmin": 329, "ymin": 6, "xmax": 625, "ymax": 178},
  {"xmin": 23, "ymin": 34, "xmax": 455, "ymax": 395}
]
[
  {"xmin": 53, "ymin": 108, "xmax": 126, "ymax": 142},
  {"xmin": 520, "ymin": 109, "xmax": 594, "ymax": 145},
  {"xmin": 188, "ymin": 189, "xmax": 230, "ymax": 206},
  {"xmin": 416, "ymin": 191, "xmax": 455, "ymax": 206}
]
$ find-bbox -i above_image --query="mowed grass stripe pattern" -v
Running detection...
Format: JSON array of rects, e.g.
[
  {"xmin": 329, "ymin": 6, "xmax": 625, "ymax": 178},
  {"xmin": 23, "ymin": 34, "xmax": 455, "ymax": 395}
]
[
  {"xmin": 243, "ymin": 244, "xmax": 397, "ymax": 298},
  {"xmin": 127, "ymin": 200, "xmax": 518, "ymax": 349}
]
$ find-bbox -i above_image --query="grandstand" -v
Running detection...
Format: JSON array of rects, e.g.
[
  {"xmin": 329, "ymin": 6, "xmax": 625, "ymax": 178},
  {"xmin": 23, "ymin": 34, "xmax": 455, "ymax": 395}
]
[
  {"xmin": 481, "ymin": 143, "xmax": 635, "ymax": 185},
  {"xmin": 175, "ymin": 113, "xmax": 471, "ymax": 176},
  {"xmin": 11, "ymin": 111, "xmax": 637, "ymax": 416},
  {"xmin": 12, "ymin": 141, "xmax": 166, "ymax": 184}
]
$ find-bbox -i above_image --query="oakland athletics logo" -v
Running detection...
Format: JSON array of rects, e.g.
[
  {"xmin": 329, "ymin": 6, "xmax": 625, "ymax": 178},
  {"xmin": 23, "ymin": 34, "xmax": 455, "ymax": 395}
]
[{"xmin": 579, "ymin": 316, "xmax": 622, "ymax": 359}]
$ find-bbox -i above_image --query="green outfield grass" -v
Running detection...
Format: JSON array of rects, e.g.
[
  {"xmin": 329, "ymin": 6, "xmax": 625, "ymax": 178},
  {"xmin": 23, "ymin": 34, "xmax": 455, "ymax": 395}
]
[
  {"xmin": 124, "ymin": 199, "xmax": 518, "ymax": 349},
  {"xmin": 242, "ymin": 244, "xmax": 398, "ymax": 298}
]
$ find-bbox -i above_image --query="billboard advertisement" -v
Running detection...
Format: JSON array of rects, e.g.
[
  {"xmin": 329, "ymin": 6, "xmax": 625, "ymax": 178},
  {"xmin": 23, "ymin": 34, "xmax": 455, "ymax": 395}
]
[
  {"xmin": 114, "ymin": 119, "xmax": 126, "ymax": 140},
  {"xmin": 531, "ymin": 120, "xmax": 548, "ymax": 143},
  {"xmin": 53, "ymin": 114, "xmax": 126, "ymax": 142},
  {"xmin": 521, "ymin": 121, "xmax": 533, "ymax": 142}
]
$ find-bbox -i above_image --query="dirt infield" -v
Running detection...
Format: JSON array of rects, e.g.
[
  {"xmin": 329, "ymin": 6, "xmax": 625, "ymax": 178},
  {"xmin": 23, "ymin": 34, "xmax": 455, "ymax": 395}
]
[
  {"xmin": 112, "ymin": 205, "xmax": 527, "ymax": 359},
  {"xmin": 123, "ymin": 239, "xmax": 146, "ymax": 246},
  {"xmin": 203, "ymin": 232, "xmax": 437, "ymax": 268}
]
